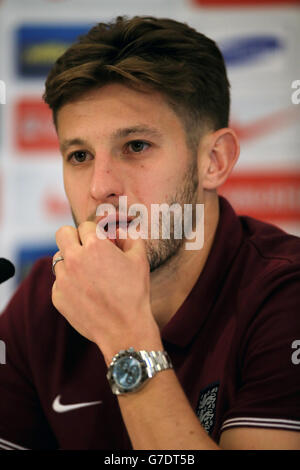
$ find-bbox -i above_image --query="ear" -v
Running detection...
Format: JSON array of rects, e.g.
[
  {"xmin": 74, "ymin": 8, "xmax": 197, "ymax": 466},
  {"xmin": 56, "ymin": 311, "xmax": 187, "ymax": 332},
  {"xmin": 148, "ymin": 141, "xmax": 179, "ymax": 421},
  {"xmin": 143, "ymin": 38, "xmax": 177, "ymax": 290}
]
[{"xmin": 201, "ymin": 128, "xmax": 240, "ymax": 190}]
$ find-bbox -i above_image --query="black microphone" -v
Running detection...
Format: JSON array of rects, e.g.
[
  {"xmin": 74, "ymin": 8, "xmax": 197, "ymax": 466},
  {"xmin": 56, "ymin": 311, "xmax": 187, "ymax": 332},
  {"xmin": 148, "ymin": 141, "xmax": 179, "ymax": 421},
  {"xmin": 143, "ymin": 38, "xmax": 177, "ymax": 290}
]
[{"xmin": 0, "ymin": 258, "xmax": 15, "ymax": 284}]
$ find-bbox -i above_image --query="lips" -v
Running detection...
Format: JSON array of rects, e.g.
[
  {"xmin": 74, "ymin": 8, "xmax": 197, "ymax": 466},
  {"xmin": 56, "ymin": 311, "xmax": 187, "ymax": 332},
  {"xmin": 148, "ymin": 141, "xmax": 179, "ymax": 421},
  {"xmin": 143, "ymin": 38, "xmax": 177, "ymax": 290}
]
[{"xmin": 96, "ymin": 213, "xmax": 133, "ymax": 239}]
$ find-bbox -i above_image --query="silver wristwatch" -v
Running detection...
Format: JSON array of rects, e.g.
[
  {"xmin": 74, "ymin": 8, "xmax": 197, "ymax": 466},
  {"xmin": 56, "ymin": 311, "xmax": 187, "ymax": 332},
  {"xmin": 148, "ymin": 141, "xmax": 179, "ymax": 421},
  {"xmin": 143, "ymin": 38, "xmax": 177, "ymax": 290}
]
[{"xmin": 106, "ymin": 347, "xmax": 173, "ymax": 395}]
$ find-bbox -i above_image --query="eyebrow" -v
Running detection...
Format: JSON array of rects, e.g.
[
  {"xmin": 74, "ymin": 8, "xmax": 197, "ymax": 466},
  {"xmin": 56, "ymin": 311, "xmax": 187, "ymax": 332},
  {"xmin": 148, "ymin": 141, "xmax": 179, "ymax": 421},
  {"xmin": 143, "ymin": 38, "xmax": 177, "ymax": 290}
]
[
  {"xmin": 111, "ymin": 125, "xmax": 163, "ymax": 141},
  {"xmin": 60, "ymin": 125, "xmax": 163, "ymax": 154},
  {"xmin": 60, "ymin": 138, "xmax": 87, "ymax": 154}
]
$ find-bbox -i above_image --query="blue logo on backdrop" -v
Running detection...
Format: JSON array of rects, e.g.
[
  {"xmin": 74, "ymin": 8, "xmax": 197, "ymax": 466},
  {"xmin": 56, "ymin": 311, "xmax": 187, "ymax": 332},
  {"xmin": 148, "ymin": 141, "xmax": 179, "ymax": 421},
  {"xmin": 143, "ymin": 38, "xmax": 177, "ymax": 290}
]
[
  {"xmin": 16, "ymin": 24, "xmax": 92, "ymax": 78},
  {"xmin": 220, "ymin": 35, "xmax": 283, "ymax": 67},
  {"xmin": 17, "ymin": 244, "xmax": 57, "ymax": 284}
]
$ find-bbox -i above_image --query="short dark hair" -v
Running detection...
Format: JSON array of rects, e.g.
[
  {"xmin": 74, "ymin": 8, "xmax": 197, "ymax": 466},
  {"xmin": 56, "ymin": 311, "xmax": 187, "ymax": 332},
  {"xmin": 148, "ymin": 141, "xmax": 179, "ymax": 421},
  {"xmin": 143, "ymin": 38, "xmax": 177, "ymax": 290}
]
[{"xmin": 43, "ymin": 16, "xmax": 230, "ymax": 152}]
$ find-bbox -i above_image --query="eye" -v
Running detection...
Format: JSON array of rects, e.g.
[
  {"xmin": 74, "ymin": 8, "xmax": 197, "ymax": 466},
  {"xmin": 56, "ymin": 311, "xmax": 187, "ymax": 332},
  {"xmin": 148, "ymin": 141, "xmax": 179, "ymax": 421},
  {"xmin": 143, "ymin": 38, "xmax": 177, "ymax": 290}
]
[
  {"xmin": 67, "ymin": 150, "xmax": 93, "ymax": 164},
  {"xmin": 125, "ymin": 140, "xmax": 150, "ymax": 154}
]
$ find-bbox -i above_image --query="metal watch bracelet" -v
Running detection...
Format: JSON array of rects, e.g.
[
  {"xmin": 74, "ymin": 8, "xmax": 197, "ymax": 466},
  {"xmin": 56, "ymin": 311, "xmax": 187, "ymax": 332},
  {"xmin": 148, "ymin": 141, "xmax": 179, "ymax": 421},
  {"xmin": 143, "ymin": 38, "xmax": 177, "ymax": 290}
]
[{"xmin": 139, "ymin": 350, "xmax": 173, "ymax": 377}]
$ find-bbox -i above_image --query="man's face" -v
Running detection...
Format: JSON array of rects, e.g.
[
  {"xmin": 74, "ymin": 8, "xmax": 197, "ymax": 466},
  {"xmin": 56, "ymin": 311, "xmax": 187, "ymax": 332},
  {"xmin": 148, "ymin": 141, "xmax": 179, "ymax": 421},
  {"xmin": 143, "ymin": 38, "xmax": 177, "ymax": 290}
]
[{"xmin": 57, "ymin": 83, "xmax": 201, "ymax": 272}]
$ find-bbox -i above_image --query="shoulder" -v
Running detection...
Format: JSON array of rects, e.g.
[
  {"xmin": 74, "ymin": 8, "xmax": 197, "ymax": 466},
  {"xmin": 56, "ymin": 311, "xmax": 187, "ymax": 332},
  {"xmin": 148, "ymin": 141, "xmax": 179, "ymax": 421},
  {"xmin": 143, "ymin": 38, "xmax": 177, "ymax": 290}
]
[
  {"xmin": 224, "ymin": 214, "xmax": 300, "ymax": 345},
  {"xmin": 0, "ymin": 256, "xmax": 62, "ymax": 336},
  {"xmin": 22, "ymin": 255, "xmax": 55, "ymax": 296},
  {"xmin": 0, "ymin": 256, "xmax": 84, "ymax": 377},
  {"xmin": 217, "ymin": 216, "xmax": 300, "ymax": 441},
  {"xmin": 17, "ymin": 256, "xmax": 55, "ymax": 316},
  {"xmin": 216, "ymin": 198, "xmax": 300, "ymax": 291},
  {"xmin": 230, "ymin": 217, "xmax": 300, "ymax": 365},
  {"xmin": 236, "ymin": 215, "xmax": 300, "ymax": 293},
  {"xmin": 240, "ymin": 214, "xmax": 300, "ymax": 266}
]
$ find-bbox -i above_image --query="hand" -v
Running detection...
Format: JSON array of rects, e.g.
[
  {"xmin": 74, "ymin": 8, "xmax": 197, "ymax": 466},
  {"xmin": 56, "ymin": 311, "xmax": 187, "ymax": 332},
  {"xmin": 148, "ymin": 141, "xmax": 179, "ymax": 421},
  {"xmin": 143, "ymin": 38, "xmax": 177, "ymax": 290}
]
[{"xmin": 51, "ymin": 222, "xmax": 162, "ymax": 364}]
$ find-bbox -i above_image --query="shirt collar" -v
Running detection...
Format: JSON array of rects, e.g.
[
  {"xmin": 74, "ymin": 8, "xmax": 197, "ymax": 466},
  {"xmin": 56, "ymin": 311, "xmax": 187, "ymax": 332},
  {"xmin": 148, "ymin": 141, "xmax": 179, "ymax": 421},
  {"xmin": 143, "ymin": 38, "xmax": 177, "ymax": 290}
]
[{"xmin": 161, "ymin": 196, "xmax": 243, "ymax": 348}]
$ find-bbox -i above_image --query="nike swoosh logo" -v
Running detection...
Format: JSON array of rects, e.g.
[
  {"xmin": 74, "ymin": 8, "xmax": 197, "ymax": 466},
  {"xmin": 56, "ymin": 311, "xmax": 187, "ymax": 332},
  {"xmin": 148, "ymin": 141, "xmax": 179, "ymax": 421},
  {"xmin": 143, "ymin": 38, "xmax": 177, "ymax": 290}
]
[{"xmin": 52, "ymin": 395, "xmax": 102, "ymax": 413}]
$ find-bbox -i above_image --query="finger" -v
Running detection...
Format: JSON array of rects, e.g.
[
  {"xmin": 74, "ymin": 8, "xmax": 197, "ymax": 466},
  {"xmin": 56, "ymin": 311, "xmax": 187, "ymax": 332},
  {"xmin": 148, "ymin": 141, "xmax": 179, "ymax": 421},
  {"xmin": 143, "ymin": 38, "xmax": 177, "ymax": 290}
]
[
  {"xmin": 55, "ymin": 225, "xmax": 81, "ymax": 255},
  {"xmin": 52, "ymin": 251, "xmax": 62, "ymax": 265},
  {"xmin": 116, "ymin": 227, "xmax": 147, "ymax": 260},
  {"xmin": 52, "ymin": 250, "xmax": 61, "ymax": 262},
  {"xmin": 78, "ymin": 221, "xmax": 99, "ymax": 246},
  {"xmin": 52, "ymin": 251, "xmax": 64, "ymax": 277}
]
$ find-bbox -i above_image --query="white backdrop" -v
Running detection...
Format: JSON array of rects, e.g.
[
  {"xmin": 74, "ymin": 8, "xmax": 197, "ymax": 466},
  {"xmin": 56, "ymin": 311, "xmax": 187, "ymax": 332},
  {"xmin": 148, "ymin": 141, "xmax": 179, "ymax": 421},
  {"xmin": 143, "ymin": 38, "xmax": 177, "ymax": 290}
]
[{"xmin": 0, "ymin": 0, "xmax": 299, "ymax": 311}]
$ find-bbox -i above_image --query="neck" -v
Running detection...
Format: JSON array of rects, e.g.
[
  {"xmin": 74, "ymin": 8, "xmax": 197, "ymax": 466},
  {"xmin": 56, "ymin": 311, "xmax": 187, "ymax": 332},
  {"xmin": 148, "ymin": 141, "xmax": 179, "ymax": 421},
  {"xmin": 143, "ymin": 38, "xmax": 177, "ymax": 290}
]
[{"xmin": 150, "ymin": 193, "xmax": 219, "ymax": 330}]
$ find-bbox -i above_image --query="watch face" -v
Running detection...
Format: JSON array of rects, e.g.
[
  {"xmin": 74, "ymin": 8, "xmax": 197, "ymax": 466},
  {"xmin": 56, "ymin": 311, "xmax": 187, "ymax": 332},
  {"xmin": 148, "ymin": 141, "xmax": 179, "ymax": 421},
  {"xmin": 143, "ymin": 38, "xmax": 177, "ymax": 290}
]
[{"xmin": 112, "ymin": 356, "xmax": 142, "ymax": 391}]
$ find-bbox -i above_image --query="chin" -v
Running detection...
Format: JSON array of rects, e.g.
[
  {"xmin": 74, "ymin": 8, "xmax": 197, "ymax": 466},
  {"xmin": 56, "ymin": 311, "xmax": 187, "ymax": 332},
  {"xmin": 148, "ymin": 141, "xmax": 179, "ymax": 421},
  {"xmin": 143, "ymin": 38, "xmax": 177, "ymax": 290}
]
[{"xmin": 148, "ymin": 238, "xmax": 184, "ymax": 273}]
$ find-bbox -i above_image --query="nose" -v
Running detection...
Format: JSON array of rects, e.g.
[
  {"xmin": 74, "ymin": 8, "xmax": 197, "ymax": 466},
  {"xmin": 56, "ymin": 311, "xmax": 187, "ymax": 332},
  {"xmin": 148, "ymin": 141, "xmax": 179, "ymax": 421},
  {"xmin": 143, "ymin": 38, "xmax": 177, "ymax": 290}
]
[{"xmin": 89, "ymin": 154, "xmax": 124, "ymax": 204}]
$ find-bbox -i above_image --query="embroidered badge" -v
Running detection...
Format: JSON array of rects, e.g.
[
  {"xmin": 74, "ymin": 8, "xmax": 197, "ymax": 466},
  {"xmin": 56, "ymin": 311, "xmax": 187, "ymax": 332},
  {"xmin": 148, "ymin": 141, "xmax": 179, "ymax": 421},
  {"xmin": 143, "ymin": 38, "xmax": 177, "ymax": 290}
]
[{"xmin": 196, "ymin": 382, "xmax": 220, "ymax": 435}]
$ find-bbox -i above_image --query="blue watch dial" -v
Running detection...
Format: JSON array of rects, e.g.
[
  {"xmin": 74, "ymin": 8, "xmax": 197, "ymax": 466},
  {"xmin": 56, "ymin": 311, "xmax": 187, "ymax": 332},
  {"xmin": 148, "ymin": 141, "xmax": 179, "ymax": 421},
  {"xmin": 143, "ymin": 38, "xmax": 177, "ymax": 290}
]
[{"xmin": 112, "ymin": 356, "xmax": 142, "ymax": 390}]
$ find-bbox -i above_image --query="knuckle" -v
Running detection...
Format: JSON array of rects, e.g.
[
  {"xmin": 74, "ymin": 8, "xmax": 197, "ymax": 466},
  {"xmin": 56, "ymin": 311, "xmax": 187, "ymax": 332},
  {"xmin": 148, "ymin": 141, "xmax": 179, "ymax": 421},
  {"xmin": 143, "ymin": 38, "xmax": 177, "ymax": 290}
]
[
  {"xmin": 86, "ymin": 233, "xmax": 99, "ymax": 251},
  {"xmin": 56, "ymin": 225, "xmax": 75, "ymax": 240},
  {"xmin": 78, "ymin": 221, "xmax": 88, "ymax": 229},
  {"xmin": 55, "ymin": 226, "xmax": 65, "ymax": 239},
  {"xmin": 64, "ymin": 248, "xmax": 80, "ymax": 270}
]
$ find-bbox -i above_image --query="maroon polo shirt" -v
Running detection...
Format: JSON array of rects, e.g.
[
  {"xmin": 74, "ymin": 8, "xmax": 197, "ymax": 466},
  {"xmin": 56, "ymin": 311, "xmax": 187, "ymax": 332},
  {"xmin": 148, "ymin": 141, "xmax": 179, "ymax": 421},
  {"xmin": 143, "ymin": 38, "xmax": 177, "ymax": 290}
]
[{"xmin": 0, "ymin": 196, "xmax": 299, "ymax": 450}]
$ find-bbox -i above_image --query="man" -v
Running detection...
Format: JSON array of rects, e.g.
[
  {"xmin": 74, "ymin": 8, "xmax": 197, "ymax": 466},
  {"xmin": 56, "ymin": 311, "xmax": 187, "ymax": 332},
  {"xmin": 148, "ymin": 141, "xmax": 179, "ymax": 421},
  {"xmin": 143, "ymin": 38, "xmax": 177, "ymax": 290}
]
[{"xmin": 0, "ymin": 16, "xmax": 299, "ymax": 450}]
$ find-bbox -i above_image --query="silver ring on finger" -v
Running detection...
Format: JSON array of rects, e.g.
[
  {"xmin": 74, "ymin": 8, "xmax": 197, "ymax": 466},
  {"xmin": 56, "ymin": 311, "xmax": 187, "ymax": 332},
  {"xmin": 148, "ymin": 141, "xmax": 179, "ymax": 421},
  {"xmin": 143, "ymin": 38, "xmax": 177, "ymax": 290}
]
[{"xmin": 52, "ymin": 256, "xmax": 64, "ymax": 276}]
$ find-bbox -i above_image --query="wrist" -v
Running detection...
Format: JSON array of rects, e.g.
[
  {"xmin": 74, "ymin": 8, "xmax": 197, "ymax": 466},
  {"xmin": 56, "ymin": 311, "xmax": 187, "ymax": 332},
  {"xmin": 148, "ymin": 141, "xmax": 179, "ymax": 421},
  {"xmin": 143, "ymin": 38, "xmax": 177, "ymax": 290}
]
[
  {"xmin": 106, "ymin": 347, "xmax": 173, "ymax": 395},
  {"xmin": 96, "ymin": 320, "xmax": 163, "ymax": 367},
  {"xmin": 102, "ymin": 337, "xmax": 164, "ymax": 368}
]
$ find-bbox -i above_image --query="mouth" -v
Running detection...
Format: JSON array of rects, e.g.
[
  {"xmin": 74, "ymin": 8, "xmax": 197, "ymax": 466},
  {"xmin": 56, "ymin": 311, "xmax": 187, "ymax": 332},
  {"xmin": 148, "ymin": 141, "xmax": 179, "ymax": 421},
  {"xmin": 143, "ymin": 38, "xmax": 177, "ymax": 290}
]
[
  {"xmin": 97, "ymin": 214, "xmax": 134, "ymax": 238},
  {"xmin": 103, "ymin": 220, "xmax": 129, "ymax": 233}
]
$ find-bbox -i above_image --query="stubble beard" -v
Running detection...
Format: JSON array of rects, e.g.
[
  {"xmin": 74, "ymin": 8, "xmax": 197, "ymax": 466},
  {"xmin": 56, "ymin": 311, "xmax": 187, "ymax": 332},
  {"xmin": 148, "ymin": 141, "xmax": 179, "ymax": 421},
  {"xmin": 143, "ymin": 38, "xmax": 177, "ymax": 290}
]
[
  {"xmin": 70, "ymin": 156, "xmax": 199, "ymax": 273},
  {"xmin": 145, "ymin": 156, "xmax": 199, "ymax": 272}
]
